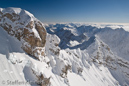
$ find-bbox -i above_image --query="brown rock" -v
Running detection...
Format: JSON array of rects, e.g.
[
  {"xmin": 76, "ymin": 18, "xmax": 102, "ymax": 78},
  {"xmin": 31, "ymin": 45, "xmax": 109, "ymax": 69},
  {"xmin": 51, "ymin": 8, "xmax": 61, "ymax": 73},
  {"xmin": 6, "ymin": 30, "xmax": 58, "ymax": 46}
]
[
  {"xmin": 61, "ymin": 65, "xmax": 71, "ymax": 78},
  {"xmin": 49, "ymin": 48, "xmax": 60, "ymax": 55},
  {"xmin": 2, "ymin": 13, "xmax": 20, "ymax": 22},
  {"xmin": 26, "ymin": 21, "xmax": 34, "ymax": 29},
  {"xmin": 37, "ymin": 74, "xmax": 51, "ymax": 86},
  {"xmin": 35, "ymin": 21, "xmax": 46, "ymax": 47},
  {"xmin": 0, "ymin": 9, "xmax": 47, "ymax": 60}
]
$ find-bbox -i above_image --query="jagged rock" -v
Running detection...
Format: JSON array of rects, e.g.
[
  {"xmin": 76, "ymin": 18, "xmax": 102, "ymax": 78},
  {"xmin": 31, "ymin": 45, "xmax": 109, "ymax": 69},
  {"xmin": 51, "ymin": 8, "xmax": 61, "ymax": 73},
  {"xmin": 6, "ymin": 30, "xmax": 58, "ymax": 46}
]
[
  {"xmin": 32, "ymin": 68, "xmax": 51, "ymax": 86},
  {"xmin": 0, "ymin": 7, "xmax": 46, "ymax": 60},
  {"xmin": 61, "ymin": 65, "xmax": 71, "ymax": 78},
  {"xmin": 37, "ymin": 74, "xmax": 51, "ymax": 86}
]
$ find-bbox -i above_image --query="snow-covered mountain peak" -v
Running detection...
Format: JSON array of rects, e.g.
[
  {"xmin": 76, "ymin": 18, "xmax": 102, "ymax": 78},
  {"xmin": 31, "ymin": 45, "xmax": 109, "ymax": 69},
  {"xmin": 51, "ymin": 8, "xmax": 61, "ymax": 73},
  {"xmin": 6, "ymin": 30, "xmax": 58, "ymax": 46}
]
[
  {"xmin": 0, "ymin": 7, "xmax": 34, "ymax": 17},
  {"xmin": 0, "ymin": 7, "xmax": 46, "ymax": 60},
  {"xmin": 0, "ymin": 7, "xmax": 35, "ymax": 24},
  {"xmin": 0, "ymin": 7, "xmax": 22, "ymax": 14}
]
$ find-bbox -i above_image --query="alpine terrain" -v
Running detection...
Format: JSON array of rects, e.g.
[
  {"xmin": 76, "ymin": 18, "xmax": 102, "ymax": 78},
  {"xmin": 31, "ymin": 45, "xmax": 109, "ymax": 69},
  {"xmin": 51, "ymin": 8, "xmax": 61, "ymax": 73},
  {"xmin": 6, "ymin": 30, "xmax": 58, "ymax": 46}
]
[{"xmin": 0, "ymin": 7, "xmax": 129, "ymax": 86}]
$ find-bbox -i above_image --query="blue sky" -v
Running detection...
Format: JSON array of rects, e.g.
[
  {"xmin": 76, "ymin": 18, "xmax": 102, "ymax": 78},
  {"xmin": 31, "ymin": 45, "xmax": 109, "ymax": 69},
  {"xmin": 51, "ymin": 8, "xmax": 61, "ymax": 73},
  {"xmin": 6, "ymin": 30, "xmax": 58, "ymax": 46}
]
[{"xmin": 0, "ymin": 0, "xmax": 129, "ymax": 23}]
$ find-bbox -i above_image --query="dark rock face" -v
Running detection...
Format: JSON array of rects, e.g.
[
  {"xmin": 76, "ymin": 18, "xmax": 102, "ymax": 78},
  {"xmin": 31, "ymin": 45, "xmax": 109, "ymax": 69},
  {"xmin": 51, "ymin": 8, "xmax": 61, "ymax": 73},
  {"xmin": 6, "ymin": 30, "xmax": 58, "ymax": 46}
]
[{"xmin": 0, "ymin": 8, "xmax": 46, "ymax": 60}]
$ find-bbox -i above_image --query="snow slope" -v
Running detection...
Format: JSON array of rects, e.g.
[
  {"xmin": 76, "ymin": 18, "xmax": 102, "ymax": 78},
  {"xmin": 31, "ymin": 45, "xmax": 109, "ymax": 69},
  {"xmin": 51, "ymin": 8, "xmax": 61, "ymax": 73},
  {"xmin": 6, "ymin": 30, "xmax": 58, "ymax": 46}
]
[{"xmin": 0, "ymin": 27, "xmax": 37, "ymax": 86}]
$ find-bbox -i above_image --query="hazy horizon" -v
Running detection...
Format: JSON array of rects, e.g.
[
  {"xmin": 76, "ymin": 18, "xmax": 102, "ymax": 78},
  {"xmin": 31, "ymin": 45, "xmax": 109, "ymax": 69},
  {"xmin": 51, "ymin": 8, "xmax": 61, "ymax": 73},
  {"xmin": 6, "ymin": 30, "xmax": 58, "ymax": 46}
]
[{"xmin": 0, "ymin": 0, "xmax": 129, "ymax": 23}]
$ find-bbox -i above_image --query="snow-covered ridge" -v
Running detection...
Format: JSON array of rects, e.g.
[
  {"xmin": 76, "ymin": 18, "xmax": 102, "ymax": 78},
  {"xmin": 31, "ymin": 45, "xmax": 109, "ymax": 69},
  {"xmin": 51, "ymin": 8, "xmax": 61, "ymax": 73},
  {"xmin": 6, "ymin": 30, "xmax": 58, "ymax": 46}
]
[
  {"xmin": 0, "ymin": 7, "xmax": 39, "ymax": 37},
  {"xmin": 46, "ymin": 23, "xmax": 129, "ymax": 60},
  {"xmin": 0, "ymin": 7, "xmax": 22, "ymax": 14},
  {"xmin": 0, "ymin": 7, "xmax": 34, "ymax": 18},
  {"xmin": 46, "ymin": 23, "xmax": 129, "ymax": 86},
  {"xmin": 0, "ymin": 7, "xmax": 47, "ymax": 60}
]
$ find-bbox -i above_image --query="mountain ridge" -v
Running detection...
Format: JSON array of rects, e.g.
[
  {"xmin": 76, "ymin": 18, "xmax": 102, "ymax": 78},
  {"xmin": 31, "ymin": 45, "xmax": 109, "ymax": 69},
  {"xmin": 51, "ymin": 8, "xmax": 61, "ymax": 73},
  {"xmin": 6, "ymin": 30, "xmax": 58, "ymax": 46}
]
[{"xmin": 0, "ymin": 7, "xmax": 46, "ymax": 60}]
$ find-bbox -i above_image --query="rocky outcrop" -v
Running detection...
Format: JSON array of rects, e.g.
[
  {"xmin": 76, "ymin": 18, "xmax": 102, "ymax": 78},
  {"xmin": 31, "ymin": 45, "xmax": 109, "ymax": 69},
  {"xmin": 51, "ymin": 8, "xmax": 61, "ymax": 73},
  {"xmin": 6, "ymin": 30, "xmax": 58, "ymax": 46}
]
[
  {"xmin": 37, "ymin": 74, "xmax": 51, "ymax": 86},
  {"xmin": 0, "ymin": 7, "xmax": 46, "ymax": 60},
  {"xmin": 61, "ymin": 65, "xmax": 71, "ymax": 77}
]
